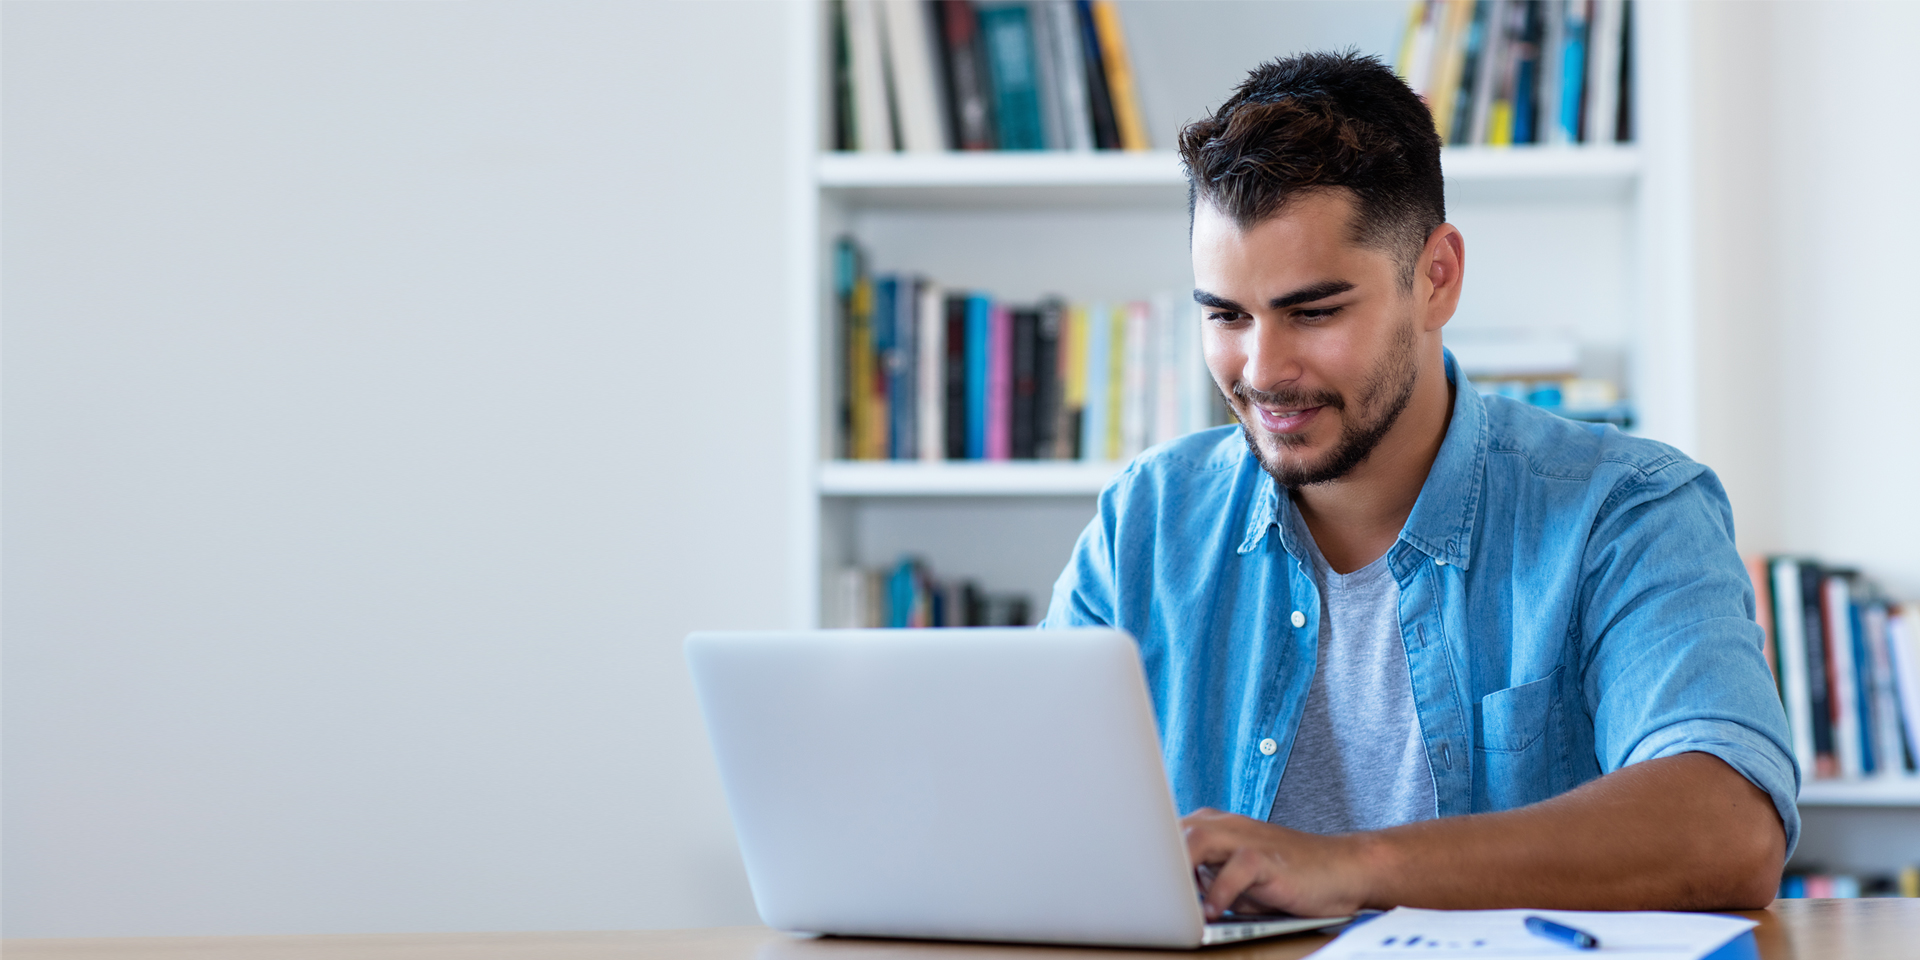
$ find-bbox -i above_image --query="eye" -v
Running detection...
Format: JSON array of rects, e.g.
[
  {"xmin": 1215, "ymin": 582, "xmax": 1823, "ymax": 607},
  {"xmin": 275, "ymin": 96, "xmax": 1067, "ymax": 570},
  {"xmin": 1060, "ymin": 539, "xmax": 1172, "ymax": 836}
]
[
  {"xmin": 1296, "ymin": 306, "xmax": 1342, "ymax": 322},
  {"xmin": 1204, "ymin": 310, "xmax": 1248, "ymax": 325}
]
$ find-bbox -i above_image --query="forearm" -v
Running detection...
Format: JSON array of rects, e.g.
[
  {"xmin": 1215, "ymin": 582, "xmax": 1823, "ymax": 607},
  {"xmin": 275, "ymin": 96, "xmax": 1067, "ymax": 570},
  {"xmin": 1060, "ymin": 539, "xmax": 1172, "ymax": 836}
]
[{"xmin": 1353, "ymin": 752, "xmax": 1785, "ymax": 910}]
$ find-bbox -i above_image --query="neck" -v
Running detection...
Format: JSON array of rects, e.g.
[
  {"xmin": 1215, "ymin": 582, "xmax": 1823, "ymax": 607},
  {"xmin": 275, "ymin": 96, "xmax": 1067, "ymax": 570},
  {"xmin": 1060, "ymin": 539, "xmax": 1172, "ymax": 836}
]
[{"xmin": 1291, "ymin": 351, "xmax": 1454, "ymax": 574}]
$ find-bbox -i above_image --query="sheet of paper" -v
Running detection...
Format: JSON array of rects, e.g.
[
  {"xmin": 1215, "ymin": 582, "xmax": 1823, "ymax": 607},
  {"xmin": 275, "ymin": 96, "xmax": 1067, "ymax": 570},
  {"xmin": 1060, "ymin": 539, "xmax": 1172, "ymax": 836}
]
[{"xmin": 1311, "ymin": 907, "xmax": 1756, "ymax": 960}]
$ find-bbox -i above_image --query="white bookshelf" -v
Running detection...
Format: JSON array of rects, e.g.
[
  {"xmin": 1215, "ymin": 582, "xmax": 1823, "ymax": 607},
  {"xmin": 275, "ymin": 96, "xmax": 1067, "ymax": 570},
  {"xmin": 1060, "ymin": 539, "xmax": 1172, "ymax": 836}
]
[
  {"xmin": 785, "ymin": 0, "xmax": 1913, "ymax": 882},
  {"xmin": 820, "ymin": 146, "xmax": 1641, "ymax": 205},
  {"xmin": 820, "ymin": 460, "xmax": 1124, "ymax": 497},
  {"xmin": 792, "ymin": 2, "xmax": 1695, "ymax": 625},
  {"xmin": 1799, "ymin": 778, "xmax": 1920, "ymax": 808}
]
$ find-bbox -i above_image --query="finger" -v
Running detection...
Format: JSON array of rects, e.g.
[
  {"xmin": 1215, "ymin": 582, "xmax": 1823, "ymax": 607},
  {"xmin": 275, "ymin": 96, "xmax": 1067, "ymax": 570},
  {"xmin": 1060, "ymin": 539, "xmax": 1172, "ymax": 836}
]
[
  {"xmin": 1182, "ymin": 812, "xmax": 1261, "ymax": 868},
  {"xmin": 1201, "ymin": 848, "xmax": 1269, "ymax": 920}
]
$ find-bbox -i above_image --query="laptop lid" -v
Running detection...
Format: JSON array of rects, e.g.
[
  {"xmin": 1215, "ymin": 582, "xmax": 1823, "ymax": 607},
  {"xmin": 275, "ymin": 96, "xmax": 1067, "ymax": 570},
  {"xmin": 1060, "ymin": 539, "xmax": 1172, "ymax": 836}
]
[{"xmin": 686, "ymin": 627, "xmax": 1210, "ymax": 948}]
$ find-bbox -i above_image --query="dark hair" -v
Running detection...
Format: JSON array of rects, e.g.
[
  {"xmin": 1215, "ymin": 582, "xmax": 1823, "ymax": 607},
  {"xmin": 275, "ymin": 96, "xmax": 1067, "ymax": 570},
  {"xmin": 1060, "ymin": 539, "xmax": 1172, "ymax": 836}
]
[{"xmin": 1178, "ymin": 51, "xmax": 1444, "ymax": 288}]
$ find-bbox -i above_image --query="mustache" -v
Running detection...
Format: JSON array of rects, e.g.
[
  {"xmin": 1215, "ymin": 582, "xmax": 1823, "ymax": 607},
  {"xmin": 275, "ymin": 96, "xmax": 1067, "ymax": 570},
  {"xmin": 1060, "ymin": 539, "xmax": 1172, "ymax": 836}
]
[{"xmin": 1231, "ymin": 381, "xmax": 1344, "ymax": 411}]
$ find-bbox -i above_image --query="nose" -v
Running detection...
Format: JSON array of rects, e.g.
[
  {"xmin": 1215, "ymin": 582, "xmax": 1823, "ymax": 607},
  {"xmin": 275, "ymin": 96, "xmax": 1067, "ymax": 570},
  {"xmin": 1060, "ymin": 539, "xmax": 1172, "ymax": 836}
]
[{"xmin": 1240, "ymin": 316, "xmax": 1301, "ymax": 394}]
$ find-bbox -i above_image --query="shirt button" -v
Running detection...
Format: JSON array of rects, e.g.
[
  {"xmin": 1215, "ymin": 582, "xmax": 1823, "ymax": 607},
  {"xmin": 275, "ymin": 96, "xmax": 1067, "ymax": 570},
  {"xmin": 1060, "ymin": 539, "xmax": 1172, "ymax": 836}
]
[
  {"xmin": 1436, "ymin": 558, "xmax": 1448, "ymax": 566},
  {"xmin": 1259, "ymin": 738, "xmax": 1278, "ymax": 756},
  {"xmin": 1290, "ymin": 610, "xmax": 1306, "ymax": 628}
]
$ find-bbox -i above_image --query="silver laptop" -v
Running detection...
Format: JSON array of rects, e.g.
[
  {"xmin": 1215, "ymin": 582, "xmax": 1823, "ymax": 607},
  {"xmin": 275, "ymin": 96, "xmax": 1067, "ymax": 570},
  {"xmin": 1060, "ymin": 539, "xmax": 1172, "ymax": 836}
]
[{"xmin": 685, "ymin": 627, "xmax": 1350, "ymax": 949}]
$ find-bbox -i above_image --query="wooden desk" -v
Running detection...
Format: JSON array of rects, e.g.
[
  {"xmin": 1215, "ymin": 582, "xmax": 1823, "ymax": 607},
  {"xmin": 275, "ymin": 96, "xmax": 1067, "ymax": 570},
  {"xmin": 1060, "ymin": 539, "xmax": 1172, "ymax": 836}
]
[{"xmin": 7, "ymin": 900, "xmax": 1916, "ymax": 960}]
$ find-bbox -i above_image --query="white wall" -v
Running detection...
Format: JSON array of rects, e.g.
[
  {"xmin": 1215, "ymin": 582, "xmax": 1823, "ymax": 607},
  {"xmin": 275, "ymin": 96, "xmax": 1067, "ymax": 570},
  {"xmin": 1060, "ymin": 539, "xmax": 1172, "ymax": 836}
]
[
  {"xmin": 1692, "ymin": 0, "xmax": 1920, "ymax": 598},
  {"xmin": 3, "ymin": 0, "xmax": 789, "ymax": 937}
]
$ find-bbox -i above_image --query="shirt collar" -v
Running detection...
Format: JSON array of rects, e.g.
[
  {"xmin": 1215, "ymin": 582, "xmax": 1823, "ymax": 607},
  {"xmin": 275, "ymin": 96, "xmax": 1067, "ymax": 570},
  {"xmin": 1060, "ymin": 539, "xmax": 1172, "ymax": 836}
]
[{"xmin": 1235, "ymin": 349, "xmax": 1487, "ymax": 569}]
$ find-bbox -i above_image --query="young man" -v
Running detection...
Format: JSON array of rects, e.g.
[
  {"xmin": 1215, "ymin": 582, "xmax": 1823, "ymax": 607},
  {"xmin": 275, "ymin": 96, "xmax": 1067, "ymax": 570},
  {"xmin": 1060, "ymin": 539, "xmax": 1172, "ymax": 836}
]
[{"xmin": 1043, "ymin": 53, "xmax": 1796, "ymax": 916}]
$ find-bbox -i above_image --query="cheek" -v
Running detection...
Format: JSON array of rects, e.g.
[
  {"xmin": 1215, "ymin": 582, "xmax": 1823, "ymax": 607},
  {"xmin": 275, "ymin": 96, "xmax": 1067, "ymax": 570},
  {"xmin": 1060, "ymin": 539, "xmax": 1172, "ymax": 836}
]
[{"xmin": 1200, "ymin": 327, "xmax": 1240, "ymax": 385}]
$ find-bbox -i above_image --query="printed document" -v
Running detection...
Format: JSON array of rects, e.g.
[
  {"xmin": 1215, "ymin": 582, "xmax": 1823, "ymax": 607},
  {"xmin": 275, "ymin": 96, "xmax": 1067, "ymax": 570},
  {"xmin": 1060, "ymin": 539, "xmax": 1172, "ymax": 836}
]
[{"xmin": 1313, "ymin": 907, "xmax": 1756, "ymax": 960}]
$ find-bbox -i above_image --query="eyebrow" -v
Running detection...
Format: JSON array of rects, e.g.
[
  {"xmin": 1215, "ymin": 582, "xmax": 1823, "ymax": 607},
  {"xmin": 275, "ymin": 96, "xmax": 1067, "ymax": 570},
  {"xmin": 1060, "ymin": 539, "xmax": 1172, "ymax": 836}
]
[{"xmin": 1192, "ymin": 280, "xmax": 1356, "ymax": 312}]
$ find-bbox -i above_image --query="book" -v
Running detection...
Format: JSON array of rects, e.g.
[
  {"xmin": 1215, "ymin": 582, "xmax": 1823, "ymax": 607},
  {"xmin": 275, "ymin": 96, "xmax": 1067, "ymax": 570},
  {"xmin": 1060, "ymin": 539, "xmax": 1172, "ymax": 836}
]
[
  {"xmin": 986, "ymin": 302, "xmax": 1013, "ymax": 460},
  {"xmin": 873, "ymin": 275, "xmax": 900, "ymax": 457},
  {"xmin": 1041, "ymin": 0, "xmax": 1095, "ymax": 151},
  {"xmin": 1025, "ymin": 0, "xmax": 1067, "ymax": 150},
  {"xmin": 1772, "ymin": 558, "xmax": 1818, "ymax": 776},
  {"xmin": 1057, "ymin": 302, "xmax": 1088, "ymax": 458},
  {"xmin": 1088, "ymin": 0, "xmax": 1149, "ymax": 150},
  {"xmin": 1397, "ymin": 1, "xmax": 1440, "ymax": 99},
  {"xmin": 1823, "ymin": 572, "xmax": 1864, "ymax": 778},
  {"xmin": 1074, "ymin": 0, "xmax": 1120, "ymax": 149},
  {"xmin": 1120, "ymin": 300, "xmax": 1150, "ymax": 459},
  {"xmin": 1034, "ymin": 299, "xmax": 1063, "ymax": 457},
  {"xmin": 1558, "ymin": 0, "xmax": 1590, "ymax": 143},
  {"xmin": 978, "ymin": 3, "xmax": 1046, "ymax": 150},
  {"xmin": 1080, "ymin": 302, "xmax": 1111, "ymax": 461},
  {"xmin": 1858, "ymin": 595, "xmax": 1904, "ymax": 775},
  {"xmin": 834, "ymin": 238, "xmax": 861, "ymax": 459},
  {"xmin": 1427, "ymin": 0, "xmax": 1477, "ymax": 143},
  {"xmin": 1455, "ymin": 0, "xmax": 1495, "ymax": 146},
  {"xmin": 1010, "ymin": 306, "xmax": 1038, "ymax": 458},
  {"xmin": 880, "ymin": 0, "xmax": 949, "ymax": 152},
  {"xmin": 1614, "ymin": 0, "xmax": 1634, "ymax": 142},
  {"xmin": 899, "ymin": 277, "xmax": 925, "ymax": 458},
  {"xmin": 1799, "ymin": 561, "xmax": 1837, "ymax": 778},
  {"xmin": 1538, "ymin": 0, "xmax": 1567, "ymax": 145},
  {"xmin": 1585, "ymin": 0, "xmax": 1624, "ymax": 145},
  {"xmin": 831, "ymin": 1, "xmax": 858, "ymax": 151},
  {"xmin": 937, "ymin": 0, "xmax": 997, "ymax": 149},
  {"xmin": 1889, "ymin": 608, "xmax": 1920, "ymax": 775},
  {"xmin": 917, "ymin": 280, "xmax": 946, "ymax": 463},
  {"xmin": 1510, "ymin": 0, "xmax": 1545, "ymax": 144},
  {"xmin": 965, "ymin": 293, "xmax": 991, "ymax": 458},
  {"xmin": 845, "ymin": 0, "xmax": 896, "ymax": 152},
  {"xmin": 943, "ymin": 294, "xmax": 969, "ymax": 460}
]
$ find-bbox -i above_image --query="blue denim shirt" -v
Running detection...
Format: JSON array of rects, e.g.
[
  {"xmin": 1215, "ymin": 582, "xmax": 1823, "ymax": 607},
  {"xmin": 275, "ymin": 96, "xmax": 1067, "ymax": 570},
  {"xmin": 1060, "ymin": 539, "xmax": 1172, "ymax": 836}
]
[{"xmin": 1044, "ymin": 354, "xmax": 1800, "ymax": 854}]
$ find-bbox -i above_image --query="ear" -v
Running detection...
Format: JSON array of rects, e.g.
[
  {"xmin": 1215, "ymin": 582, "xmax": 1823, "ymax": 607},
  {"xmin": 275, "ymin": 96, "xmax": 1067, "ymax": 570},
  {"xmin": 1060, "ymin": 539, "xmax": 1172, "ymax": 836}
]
[{"xmin": 1418, "ymin": 223, "xmax": 1465, "ymax": 333}]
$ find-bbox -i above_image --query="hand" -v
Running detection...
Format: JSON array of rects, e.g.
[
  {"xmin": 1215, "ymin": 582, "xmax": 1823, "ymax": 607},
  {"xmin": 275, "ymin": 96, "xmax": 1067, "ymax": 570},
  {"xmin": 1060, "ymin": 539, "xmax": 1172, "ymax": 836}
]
[{"xmin": 1180, "ymin": 808, "xmax": 1375, "ymax": 919}]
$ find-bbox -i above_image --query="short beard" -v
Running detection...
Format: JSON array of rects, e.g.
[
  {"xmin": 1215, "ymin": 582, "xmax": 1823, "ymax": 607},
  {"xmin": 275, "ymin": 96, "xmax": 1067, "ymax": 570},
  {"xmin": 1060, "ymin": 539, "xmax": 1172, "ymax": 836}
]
[{"xmin": 1231, "ymin": 321, "xmax": 1420, "ymax": 488}]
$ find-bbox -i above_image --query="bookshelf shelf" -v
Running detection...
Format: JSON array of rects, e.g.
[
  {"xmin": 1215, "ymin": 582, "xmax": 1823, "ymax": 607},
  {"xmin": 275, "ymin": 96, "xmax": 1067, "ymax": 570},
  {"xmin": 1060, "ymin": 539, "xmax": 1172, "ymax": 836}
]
[
  {"xmin": 819, "ymin": 460, "xmax": 1124, "ymax": 497},
  {"xmin": 819, "ymin": 146, "xmax": 1641, "ymax": 208},
  {"xmin": 1798, "ymin": 778, "xmax": 1920, "ymax": 808}
]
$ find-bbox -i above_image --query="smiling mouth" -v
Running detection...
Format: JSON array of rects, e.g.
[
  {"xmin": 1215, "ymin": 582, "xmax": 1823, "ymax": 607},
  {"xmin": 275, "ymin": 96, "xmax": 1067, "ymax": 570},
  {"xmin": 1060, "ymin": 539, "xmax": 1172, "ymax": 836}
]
[{"xmin": 1252, "ymin": 404, "xmax": 1323, "ymax": 433}]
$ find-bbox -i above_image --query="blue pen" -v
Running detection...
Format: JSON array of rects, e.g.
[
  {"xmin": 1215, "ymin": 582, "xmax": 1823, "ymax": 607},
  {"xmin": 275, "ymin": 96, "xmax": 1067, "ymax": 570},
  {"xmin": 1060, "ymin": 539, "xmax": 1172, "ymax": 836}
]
[{"xmin": 1525, "ymin": 915, "xmax": 1601, "ymax": 950}]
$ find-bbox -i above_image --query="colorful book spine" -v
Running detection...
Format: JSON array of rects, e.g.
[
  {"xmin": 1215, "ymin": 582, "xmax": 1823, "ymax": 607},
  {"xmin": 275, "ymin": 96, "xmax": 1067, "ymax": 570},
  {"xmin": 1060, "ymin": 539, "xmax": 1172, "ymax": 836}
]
[
  {"xmin": 1079, "ymin": 302, "xmax": 1110, "ymax": 462},
  {"xmin": 845, "ymin": 0, "xmax": 895, "ymax": 152},
  {"xmin": 937, "ymin": 0, "xmax": 997, "ymax": 149},
  {"xmin": 1010, "ymin": 307, "xmax": 1038, "ymax": 458},
  {"xmin": 1558, "ymin": 0, "xmax": 1590, "ymax": 142},
  {"xmin": 985, "ymin": 303, "xmax": 1013, "ymax": 460},
  {"xmin": 1088, "ymin": 0, "xmax": 1149, "ymax": 150},
  {"xmin": 873, "ymin": 275, "xmax": 899, "ymax": 458},
  {"xmin": 890, "ymin": 277, "xmax": 918, "ymax": 459},
  {"xmin": 1059, "ymin": 302, "xmax": 1088, "ymax": 458},
  {"xmin": 965, "ymin": 293, "xmax": 991, "ymax": 458},
  {"xmin": 917, "ymin": 281, "xmax": 945, "ymax": 463},
  {"xmin": 979, "ymin": 3, "xmax": 1045, "ymax": 150},
  {"xmin": 944, "ymin": 294, "xmax": 968, "ymax": 459},
  {"xmin": 1773, "ymin": 558, "xmax": 1818, "ymax": 775},
  {"xmin": 1825, "ymin": 572, "xmax": 1864, "ymax": 778},
  {"xmin": 1074, "ymin": 0, "xmax": 1120, "ymax": 149}
]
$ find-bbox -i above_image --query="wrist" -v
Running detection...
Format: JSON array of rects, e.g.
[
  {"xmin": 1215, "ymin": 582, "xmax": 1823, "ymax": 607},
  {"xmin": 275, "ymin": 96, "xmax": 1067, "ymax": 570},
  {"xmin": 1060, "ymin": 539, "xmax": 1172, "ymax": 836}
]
[{"xmin": 1345, "ymin": 828, "xmax": 1408, "ymax": 910}]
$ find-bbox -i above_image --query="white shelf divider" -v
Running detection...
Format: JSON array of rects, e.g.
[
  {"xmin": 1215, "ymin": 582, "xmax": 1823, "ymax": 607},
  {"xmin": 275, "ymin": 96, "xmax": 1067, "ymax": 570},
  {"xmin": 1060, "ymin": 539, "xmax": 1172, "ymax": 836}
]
[
  {"xmin": 819, "ymin": 460, "xmax": 1123, "ymax": 497},
  {"xmin": 817, "ymin": 146, "xmax": 1640, "ymax": 207},
  {"xmin": 1797, "ymin": 777, "xmax": 1920, "ymax": 807}
]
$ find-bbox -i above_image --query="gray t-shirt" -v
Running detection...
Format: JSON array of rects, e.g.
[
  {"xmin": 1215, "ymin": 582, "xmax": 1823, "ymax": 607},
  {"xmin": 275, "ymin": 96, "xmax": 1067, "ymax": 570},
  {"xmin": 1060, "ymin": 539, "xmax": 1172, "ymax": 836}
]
[{"xmin": 1267, "ymin": 498, "xmax": 1439, "ymax": 834}]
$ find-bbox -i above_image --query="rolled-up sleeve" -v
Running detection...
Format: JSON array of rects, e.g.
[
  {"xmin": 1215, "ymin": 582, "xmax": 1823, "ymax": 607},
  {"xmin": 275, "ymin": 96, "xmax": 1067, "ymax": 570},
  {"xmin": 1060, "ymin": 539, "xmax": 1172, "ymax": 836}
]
[{"xmin": 1578, "ymin": 466, "xmax": 1802, "ymax": 856}]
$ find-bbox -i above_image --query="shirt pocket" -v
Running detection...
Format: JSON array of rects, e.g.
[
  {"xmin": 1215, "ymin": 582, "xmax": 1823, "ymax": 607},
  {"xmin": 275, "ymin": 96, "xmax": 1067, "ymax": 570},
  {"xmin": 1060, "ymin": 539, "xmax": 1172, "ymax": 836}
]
[{"xmin": 1473, "ymin": 667, "xmax": 1563, "ymax": 810}]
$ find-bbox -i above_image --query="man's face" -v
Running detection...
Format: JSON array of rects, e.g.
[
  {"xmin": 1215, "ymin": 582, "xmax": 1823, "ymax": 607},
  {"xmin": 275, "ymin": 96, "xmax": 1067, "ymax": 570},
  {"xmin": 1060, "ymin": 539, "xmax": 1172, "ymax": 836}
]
[{"xmin": 1192, "ymin": 190, "xmax": 1424, "ymax": 488}]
